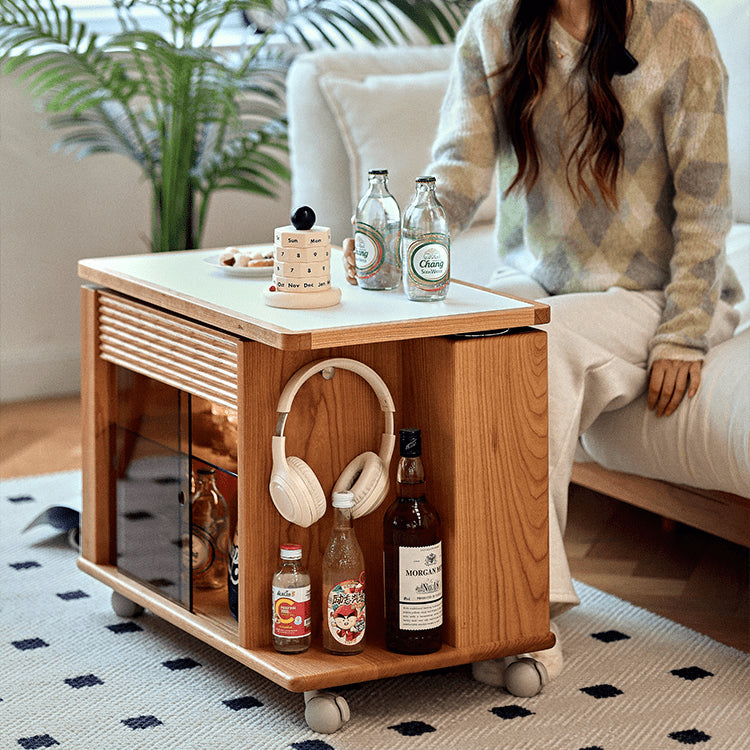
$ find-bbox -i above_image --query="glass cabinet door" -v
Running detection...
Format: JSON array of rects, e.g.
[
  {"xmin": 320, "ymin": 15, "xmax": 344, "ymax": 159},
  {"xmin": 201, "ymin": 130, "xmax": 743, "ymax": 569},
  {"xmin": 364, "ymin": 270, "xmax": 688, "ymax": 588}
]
[
  {"xmin": 115, "ymin": 369, "xmax": 191, "ymax": 608},
  {"xmin": 113, "ymin": 368, "xmax": 239, "ymax": 622}
]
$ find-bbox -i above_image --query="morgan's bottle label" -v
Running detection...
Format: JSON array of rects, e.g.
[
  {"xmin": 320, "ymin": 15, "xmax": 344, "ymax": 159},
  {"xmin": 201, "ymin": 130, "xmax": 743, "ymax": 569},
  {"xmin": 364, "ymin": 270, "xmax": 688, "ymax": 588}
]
[
  {"xmin": 398, "ymin": 542, "xmax": 443, "ymax": 630},
  {"xmin": 326, "ymin": 575, "xmax": 366, "ymax": 646},
  {"xmin": 406, "ymin": 234, "xmax": 449, "ymax": 290},
  {"xmin": 272, "ymin": 585, "xmax": 311, "ymax": 639}
]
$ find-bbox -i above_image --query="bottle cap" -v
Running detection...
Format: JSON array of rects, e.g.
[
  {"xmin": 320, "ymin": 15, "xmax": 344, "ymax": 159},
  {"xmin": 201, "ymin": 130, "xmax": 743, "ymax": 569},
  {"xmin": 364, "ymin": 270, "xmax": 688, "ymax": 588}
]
[
  {"xmin": 416, "ymin": 175, "xmax": 436, "ymax": 184},
  {"xmin": 399, "ymin": 428, "xmax": 422, "ymax": 457},
  {"xmin": 196, "ymin": 467, "xmax": 216, "ymax": 476},
  {"xmin": 331, "ymin": 491, "xmax": 355, "ymax": 509},
  {"xmin": 369, "ymin": 168, "xmax": 388, "ymax": 175},
  {"xmin": 280, "ymin": 543, "xmax": 302, "ymax": 560}
]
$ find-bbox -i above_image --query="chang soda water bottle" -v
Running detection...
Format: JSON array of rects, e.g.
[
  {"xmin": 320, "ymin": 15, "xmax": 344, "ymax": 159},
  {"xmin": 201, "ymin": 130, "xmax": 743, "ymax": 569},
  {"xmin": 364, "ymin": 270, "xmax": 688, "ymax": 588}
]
[
  {"xmin": 401, "ymin": 176, "xmax": 450, "ymax": 301},
  {"xmin": 354, "ymin": 169, "xmax": 401, "ymax": 290}
]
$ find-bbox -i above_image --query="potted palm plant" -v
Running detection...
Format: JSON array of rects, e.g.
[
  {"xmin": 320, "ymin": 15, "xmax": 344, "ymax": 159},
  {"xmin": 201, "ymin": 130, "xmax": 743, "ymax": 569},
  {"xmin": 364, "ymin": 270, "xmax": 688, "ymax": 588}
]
[{"xmin": 0, "ymin": 0, "xmax": 471, "ymax": 252}]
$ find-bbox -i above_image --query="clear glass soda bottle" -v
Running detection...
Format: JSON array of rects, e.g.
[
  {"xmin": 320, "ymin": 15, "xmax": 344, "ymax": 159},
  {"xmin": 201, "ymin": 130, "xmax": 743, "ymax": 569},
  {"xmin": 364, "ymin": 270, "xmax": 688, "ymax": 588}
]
[
  {"xmin": 401, "ymin": 176, "xmax": 450, "ymax": 301},
  {"xmin": 354, "ymin": 169, "xmax": 401, "ymax": 290},
  {"xmin": 322, "ymin": 491, "xmax": 366, "ymax": 655},
  {"xmin": 383, "ymin": 428, "xmax": 443, "ymax": 654},
  {"xmin": 271, "ymin": 543, "xmax": 312, "ymax": 653},
  {"xmin": 190, "ymin": 467, "xmax": 229, "ymax": 589}
]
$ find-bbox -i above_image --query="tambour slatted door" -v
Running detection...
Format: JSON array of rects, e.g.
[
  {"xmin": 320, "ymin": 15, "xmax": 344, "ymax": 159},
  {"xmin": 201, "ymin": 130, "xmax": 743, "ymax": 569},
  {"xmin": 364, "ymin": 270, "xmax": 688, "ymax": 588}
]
[{"xmin": 97, "ymin": 290, "xmax": 239, "ymax": 408}]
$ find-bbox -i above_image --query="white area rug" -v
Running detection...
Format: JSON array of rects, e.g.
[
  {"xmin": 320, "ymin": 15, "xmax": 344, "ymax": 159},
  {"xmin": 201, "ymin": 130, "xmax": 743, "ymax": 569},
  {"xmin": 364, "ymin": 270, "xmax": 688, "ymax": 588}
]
[{"xmin": 2, "ymin": 471, "xmax": 748, "ymax": 750}]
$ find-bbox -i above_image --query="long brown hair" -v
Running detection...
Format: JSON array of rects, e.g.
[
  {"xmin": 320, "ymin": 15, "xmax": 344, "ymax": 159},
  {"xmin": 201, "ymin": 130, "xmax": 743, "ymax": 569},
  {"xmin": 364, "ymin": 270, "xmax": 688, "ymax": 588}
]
[{"xmin": 500, "ymin": 0, "xmax": 631, "ymax": 207}]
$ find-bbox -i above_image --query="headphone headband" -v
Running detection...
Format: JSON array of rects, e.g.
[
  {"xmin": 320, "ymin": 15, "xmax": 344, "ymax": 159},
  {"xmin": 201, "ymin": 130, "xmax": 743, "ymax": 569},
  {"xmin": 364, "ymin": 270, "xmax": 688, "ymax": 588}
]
[{"xmin": 276, "ymin": 357, "xmax": 395, "ymax": 428}]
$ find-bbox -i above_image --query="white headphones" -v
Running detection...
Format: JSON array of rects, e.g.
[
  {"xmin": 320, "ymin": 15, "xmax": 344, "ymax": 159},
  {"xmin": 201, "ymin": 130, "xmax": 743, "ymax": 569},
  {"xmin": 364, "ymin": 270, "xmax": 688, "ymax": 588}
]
[{"xmin": 269, "ymin": 357, "xmax": 396, "ymax": 527}]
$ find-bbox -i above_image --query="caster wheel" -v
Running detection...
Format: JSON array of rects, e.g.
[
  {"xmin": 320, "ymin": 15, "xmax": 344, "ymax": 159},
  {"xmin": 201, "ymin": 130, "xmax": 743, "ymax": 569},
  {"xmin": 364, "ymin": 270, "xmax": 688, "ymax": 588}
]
[
  {"xmin": 303, "ymin": 690, "xmax": 350, "ymax": 733},
  {"xmin": 504, "ymin": 657, "xmax": 548, "ymax": 697},
  {"xmin": 111, "ymin": 590, "xmax": 144, "ymax": 618}
]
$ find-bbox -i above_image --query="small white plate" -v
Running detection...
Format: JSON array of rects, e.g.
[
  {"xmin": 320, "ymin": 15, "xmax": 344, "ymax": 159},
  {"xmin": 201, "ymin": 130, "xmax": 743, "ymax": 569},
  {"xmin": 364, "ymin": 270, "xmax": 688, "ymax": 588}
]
[{"xmin": 204, "ymin": 247, "xmax": 274, "ymax": 278}]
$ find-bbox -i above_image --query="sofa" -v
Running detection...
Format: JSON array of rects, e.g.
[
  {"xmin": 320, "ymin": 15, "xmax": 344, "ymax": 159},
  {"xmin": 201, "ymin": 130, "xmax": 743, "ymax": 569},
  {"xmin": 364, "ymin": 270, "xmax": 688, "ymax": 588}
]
[{"xmin": 285, "ymin": 1, "xmax": 749, "ymax": 547}]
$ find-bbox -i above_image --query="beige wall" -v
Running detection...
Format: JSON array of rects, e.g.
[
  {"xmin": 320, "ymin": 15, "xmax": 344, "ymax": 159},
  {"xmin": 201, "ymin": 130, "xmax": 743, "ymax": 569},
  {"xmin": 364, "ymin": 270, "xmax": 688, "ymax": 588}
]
[{"xmin": 0, "ymin": 74, "xmax": 291, "ymax": 402}]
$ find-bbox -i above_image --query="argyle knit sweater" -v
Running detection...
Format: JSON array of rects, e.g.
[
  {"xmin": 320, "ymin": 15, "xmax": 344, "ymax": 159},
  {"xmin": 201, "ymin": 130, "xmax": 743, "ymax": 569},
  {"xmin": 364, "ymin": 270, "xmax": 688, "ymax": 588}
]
[{"xmin": 428, "ymin": 0, "xmax": 742, "ymax": 364}]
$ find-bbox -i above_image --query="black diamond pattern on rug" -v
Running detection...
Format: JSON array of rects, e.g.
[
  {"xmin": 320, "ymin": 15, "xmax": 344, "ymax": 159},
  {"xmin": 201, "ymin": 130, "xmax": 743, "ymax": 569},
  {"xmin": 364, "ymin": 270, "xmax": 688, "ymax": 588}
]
[
  {"xmin": 123, "ymin": 510, "xmax": 153, "ymax": 521},
  {"xmin": 388, "ymin": 720, "xmax": 437, "ymax": 736},
  {"xmin": 490, "ymin": 705, "xmax": 535, "ymax": 720},
  {"xmin": 162, "ymin": 657, "xmax": 201, "ymax": 670},
  {"xmin": 9, "ymin": 561, "xmax": 41, "ymax": 570},
  {"xmin": 121, "ymin": 715, "xmax": 163, "ymax": 730},
  {"xmin": 579, "ymin": 746, "xmax": 605, "ymax": 750},
  {"xmin": 291, "ymin": 741, "xmax": 335, "ymax": 750},
  {"xmin": 64, "ymin": 674, "xmax": 103, "ymax": 689},
  {"xmin": 106, "ymin": 621, "xmax": 143, "ymax": 634},
  {"xmin": 56, "ymin": 589, "xmax": 89, "ymax": 601},
  {"xmin": 8, "ymin": 495, "xmax": 34, "ymax": 503},
  {"xmin": 670, "ymin": 666, "xmax": 714, "ymax": 681},
  {"xmin": 12, "ymin": 637, "xmax": 49, "ymax": 651},
  {"xmin": 222, "ymin": 696, "xmax": 263, "ymax": 710},
  {"xmin": 668, "ymin": 728, "xmax": 712, "ymax": 744},
  {"xmin": 591, "ymin": 629, "xmax": 630, "ymax": 643},
  {"xmin": 580, "ymin": 684, "xmax": 623, "ymax": 699},
  {"xmin": 17, "ymin": 734, "xmax": 59, "ymax": 749}
]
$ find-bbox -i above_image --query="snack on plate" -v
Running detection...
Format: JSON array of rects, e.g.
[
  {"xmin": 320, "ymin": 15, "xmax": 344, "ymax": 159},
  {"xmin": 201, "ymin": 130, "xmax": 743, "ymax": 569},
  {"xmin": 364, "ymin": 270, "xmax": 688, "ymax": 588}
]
[{"xmin": 220, "ymin": 246, "xmax": 274, "ymax": 268}]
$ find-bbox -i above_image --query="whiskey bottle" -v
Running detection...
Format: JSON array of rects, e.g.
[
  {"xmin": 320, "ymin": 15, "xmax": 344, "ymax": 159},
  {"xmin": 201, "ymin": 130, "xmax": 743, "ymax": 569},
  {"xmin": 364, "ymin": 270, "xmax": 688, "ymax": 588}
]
[
  {"xmin": 322, "ymin": 491, "xmax": 366, "ymax": 655},
  {"xmin": 271, "ymin": 543, "xmax": 312, "ymax": 653},
  {"xmin": 383, "ymin": 428, "xmax": 443, "ymax": 653}
]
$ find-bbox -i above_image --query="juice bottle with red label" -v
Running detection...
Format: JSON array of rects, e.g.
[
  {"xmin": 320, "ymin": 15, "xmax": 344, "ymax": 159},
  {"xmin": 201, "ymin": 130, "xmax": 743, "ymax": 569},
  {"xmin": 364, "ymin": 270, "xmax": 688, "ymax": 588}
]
[{"xmin": 271, "ymin": 543, "xmax": 311, "ymax": 653}]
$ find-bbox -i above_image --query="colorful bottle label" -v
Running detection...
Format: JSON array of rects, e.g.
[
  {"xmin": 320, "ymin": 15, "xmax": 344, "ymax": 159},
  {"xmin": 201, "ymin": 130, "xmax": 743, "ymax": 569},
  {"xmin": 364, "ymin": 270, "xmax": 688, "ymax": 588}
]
[
  {"xmin": 354, "ymin": 224, "xmax": 385, "ymax": 278},
  {"xmin": 406, "ymin": 234, "xmax": 449, "ymax": 290},
  {"xmin": 326, "ymin": 574, "xmax": 366, "ymax": 646},
  {"xmin": 272, "ymin": 585, "xmax": 312, "ymax": 638},
  {"xmin": 228, "ymin": 539, "xmax": 239, "ymax": 588},
  {"xmin": 398, "ymin": 542, "xmax": 443, "ymax": 630}
]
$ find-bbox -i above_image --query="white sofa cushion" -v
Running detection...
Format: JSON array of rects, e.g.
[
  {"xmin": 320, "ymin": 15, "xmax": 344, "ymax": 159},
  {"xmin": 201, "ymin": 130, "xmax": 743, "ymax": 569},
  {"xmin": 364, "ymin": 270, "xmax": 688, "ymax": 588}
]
[
  {"xmin": 318, "ymin": 67, "xmax": 497, "ymax": 228},
  {"xmin": 319, "ymin": 70, "xmax": 451, "ymax": 211},
  {"xmin": 287, "ymin": 45, "xmax": 456, "ymax": 245},
  {"xmin": 287, "ymin": 46, "xmax": 497, "ymax": 244},
  {"xmin": 699, "ymin": 0, "xmax": 750, "ymax": 223}
]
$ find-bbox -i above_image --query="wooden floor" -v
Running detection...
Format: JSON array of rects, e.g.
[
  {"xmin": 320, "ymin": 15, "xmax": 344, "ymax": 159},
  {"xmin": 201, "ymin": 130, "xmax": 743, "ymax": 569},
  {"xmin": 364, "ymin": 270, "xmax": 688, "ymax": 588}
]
[{"xmin": 2, "ymin": 395, "xmax": 748, "ymax": 652}]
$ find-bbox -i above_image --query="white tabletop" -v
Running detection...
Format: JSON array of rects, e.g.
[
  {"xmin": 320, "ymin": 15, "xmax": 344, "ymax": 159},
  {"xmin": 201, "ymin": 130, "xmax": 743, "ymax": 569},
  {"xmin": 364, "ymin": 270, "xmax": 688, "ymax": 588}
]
[{"xmin": 79, "ymin": 247, "xmax": 543, "ymax": 349}]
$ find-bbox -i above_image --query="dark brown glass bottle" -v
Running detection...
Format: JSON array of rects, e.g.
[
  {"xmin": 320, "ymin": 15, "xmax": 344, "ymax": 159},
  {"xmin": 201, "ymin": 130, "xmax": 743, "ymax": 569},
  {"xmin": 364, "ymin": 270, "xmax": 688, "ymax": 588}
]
[{"xmin": 383, "ymin": 428, "xmax": 443, "ymax": 654}]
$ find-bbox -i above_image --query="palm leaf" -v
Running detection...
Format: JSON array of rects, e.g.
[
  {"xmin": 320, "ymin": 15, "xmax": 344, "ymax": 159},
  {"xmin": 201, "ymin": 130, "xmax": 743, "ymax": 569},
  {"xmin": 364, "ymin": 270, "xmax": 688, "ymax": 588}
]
[{"xmin": 0, "ymin": 0, "xmax": 472, "ymax": 250}]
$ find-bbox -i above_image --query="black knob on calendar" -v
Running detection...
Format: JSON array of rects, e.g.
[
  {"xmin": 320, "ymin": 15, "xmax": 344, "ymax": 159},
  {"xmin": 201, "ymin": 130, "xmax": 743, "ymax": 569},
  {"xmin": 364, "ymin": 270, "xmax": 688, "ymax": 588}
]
[{"xmin": 291, "ymin": 205, "xmax": 316, "ymax": 231}]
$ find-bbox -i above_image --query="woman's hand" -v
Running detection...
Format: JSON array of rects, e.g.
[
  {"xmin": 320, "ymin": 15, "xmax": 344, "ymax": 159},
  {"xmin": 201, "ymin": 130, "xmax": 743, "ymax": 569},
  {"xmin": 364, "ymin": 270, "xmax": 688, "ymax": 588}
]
[
  {"xmin": 342, "ymin": 237, "xmax": 358, "ymax": 286},
  {"xmin": 648, "ymin": 359, "xmax": 702, "ymax": 417}
]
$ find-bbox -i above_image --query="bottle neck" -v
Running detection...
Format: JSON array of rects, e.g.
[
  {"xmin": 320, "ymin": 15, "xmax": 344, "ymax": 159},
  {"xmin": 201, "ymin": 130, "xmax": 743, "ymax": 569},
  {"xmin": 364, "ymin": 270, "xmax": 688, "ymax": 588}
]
[
  {"xmin": 194, "ymin": 472, "xmax": 217, "ymax": 493},
  {"xmin": 333, "ymin": 506, "xmax": 354, "ymax": 530},
  {"xmin": 367, "ymin": 174, "xmax": 390, "ymax": 197},
  {"xmin": 397, "ymin": 455, "xmax": 425, "ymax": 498},
  {"xmin": 413, "ymin": 182, "xmax": 436, "ymax": 206}
]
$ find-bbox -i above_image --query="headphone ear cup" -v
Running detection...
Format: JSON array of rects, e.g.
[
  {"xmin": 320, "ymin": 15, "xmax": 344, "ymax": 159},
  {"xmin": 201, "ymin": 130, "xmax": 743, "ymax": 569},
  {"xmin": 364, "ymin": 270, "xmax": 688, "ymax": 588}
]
[
  {"xmin": 287, "ymin": 456, "xmax": 327, "ymax": 525},
  {"xmin": 270, "ymin": 456, "xmax": 326, "ymax": 527},
  {"xmin": 333, "ymin": 451, "xmax": 388, "ymax": 518}
]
